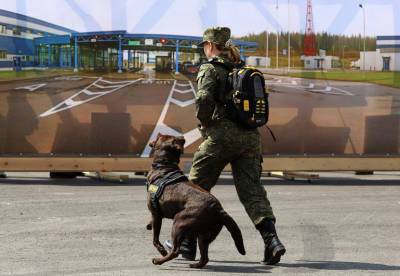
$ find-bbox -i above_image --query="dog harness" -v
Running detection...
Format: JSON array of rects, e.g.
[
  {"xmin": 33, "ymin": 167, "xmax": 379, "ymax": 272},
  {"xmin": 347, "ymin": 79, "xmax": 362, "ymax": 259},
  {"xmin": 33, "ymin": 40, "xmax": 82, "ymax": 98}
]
[{"xmin": 146, "ymin": 169, "xmax": 188, "ymax": 216}]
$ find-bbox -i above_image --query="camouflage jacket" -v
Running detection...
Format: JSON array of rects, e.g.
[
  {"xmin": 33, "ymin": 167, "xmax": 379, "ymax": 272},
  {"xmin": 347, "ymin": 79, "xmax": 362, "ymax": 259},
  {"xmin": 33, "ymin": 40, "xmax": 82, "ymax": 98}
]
[{"xmin": 195, "ymin": 55, "xmax": 238, "ymax": 128}]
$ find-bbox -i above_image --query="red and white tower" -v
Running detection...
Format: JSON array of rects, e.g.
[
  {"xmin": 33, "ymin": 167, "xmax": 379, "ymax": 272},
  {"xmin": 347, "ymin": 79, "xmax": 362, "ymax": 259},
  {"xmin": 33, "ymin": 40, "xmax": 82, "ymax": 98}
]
[{"xmin": 304, "ymin": 0, "xmax": 317, "ymax": 56}]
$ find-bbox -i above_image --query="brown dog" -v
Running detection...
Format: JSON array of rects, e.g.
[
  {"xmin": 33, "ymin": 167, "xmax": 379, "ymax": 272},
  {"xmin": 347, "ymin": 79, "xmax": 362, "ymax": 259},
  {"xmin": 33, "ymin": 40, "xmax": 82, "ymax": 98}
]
[{"xmin": 146, "ymin": 133, "xmax": 246, "ymax": 268}]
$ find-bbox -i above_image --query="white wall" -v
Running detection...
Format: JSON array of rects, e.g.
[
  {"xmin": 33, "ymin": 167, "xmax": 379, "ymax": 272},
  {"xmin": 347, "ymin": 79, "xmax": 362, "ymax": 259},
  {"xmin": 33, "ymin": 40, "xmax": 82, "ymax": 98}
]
[
  {"xmin": 302, "ymin": 57, "xmax": 318, "ymax": 69},
  {"xmin": 301, "ymin": 56, "xmax": 339, "ymax": 70},
  {"xmin": 376, "ymin": 49, "xmax": 400, "ymax": 71},
  {"xmin": 359, "ymin": 49, "xmax": 400, "ymax": 71},
  {"xmin": 323, "ymin": 56, "xmax": 339, "ymax": 69},
  {"xmin": 246, "ymin": 56, "xmax": 270, "ymax": 68},
  {"xmin": 0, "ymin": 15, "xmax": 70, "ymax": 35},
  {"xmin": 359, "ymin": 51, "xmax": 378, "ymax": 71}
]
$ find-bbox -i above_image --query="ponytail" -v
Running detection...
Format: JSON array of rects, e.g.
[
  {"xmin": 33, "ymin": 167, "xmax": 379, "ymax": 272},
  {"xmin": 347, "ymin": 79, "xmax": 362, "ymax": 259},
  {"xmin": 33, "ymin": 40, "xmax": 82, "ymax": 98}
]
[
  {"xmin": 215, "ymin": 40, "xmax": 242, "ymax": 64},
  {"xmin": 226, "ymin": 45, "xmax": 241, "ymax": 64}
]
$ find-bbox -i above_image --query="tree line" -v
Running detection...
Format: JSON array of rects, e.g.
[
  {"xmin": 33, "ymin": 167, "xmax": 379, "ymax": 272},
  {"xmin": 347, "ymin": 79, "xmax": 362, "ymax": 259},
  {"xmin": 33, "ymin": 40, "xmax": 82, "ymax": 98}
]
[{"xmin": 238, "ymin": 32, "xmax": 376, "ymax": 57}]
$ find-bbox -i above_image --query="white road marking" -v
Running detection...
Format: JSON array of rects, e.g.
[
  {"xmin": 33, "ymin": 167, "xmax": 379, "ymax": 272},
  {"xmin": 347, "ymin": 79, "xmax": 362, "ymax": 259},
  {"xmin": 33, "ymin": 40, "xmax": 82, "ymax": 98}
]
[
  {"xmin": 311, "ymin": 86, "xmax": 332, "ymax": 92},
  {"xmin": 141, "ymin": 80, "xmax": 201, "ymax": 157},
  {"xmin": 38, "ymin": 78, "xmax": 142, "ymax": 118},
  {"xmin": 141, "ymin": 79, "xmax": 154, "ymax": 84},
  {"xmin": 15, "ymin": 83, "xmax": 47, "ymax": 91},
  {"xmin": 175, "ymin": 82, "xmax": 190, "ymax": 87},
  {"xmin": 173, "ymin": 88, "xmax": 194, "ymax": 94},
  {"xmin": 170, "ymin": 98, "xmax": 196, "ymax": 107},
  {"xmin": 82, "ymin": 89, "xmax": 108, "ymax": 96},
  {"xmin": 140, "ymin": 79, "xmax": 174, "ymax": 85},
  {"xmin": 65, "ymin": 98, "xmax": 83, "ymax": 106},
  {"xmin": 331, "ymin": 86, "xmax": 355, "ymax": 96},
  {"xmin": 309, "ymin": 86, "xmax": 354, "ymax": 96},
  {"xmin": 99, "ymin": 79, "xmax": 137, "ymax": 85},
  {"xmin": 92, "ymin": 83, "xmax": 126, "ymax": 89},
  {"xmin": 54, "ymin": 76, "xmax": 82, "ymax": 81},
  {"xmin": 266, "ymin": 79, "xmax": 354, "ymax": 96}
]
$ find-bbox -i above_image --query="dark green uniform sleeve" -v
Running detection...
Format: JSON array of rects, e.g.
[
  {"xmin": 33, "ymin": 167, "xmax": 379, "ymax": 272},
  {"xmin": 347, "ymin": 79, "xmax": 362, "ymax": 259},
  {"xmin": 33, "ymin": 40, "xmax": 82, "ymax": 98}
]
[{"xmin": 195, "ymin": 64, "xmax": 218, "ymax": 127}]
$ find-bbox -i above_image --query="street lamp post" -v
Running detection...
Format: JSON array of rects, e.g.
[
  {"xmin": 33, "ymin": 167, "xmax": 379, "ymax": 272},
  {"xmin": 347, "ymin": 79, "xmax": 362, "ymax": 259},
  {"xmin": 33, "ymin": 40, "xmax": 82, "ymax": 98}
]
[
  {"xmin": 266, "ymin": 30, "xmax": 269, "ymax": 69},
  {"xmin": 342, "ymin": 45, "xmax": 347, "ymax": 70},
  {"xmin": 359, "ymin": 4, "xmax": 366, "ymax": 71},
  {"xmin": 276, "ymin": 32, "xmax": 279, "ymax": 69},
  {"xmin": 276, "ymin": 0, "xmax": 279, "ymax": 69},
  {"xmin": 288, "ymin": 0, "xmax": 290, "ymax": 72}
]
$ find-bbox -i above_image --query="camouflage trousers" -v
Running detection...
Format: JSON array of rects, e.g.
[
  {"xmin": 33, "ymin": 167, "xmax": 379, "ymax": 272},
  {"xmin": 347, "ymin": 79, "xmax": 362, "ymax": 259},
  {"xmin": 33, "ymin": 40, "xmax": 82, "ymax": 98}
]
[{"xmin": 188, "ymin": 119, "xmax": 276, "ymax": 226}]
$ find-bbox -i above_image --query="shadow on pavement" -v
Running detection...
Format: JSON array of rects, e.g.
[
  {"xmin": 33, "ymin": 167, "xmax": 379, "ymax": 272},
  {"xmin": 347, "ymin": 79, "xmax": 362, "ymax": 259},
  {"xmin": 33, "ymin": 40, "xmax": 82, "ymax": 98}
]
[
  {"xmin": 167, "ymin": 259, "xmax": 400, "ymax": 273},
  {"xmin": 279, "ymin": 260, "xmax": 400, "ymax": 271},
  {"xmin": 161, "ymin": 260, "xmax": 273, "ymax": 274},
  {"xmin": 1, "ymin": 176, "xmax": 400, "ymax": 187},
  {"xmin": 0, "ymin": 177, "xmax": 144, "ymax": 186},
  {"xmin": 203, "ymin": 264, "xmax": 272, "ymax": 273}
]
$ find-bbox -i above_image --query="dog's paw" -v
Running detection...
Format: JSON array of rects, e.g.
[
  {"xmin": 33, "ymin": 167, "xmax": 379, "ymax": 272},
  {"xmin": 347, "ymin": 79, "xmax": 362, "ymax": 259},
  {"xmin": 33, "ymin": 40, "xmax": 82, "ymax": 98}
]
[
  {"xmin": 160, "ymin": 248, "xmax": 168, "ymax": 256},
  {"xmin": 146, "ymin": 223, "xmax": 152, "ymax": 230},
  {"xmin": 189, "ymin": 262, "xmax": 207, "ymax": 269}
]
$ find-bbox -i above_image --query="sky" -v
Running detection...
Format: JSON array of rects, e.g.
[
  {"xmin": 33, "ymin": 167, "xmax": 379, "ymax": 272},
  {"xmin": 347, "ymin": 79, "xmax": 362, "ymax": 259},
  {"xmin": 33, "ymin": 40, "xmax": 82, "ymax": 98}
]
[{"xmin": 0, "ymin": 0, "xmax": 399, "ymax": 37}]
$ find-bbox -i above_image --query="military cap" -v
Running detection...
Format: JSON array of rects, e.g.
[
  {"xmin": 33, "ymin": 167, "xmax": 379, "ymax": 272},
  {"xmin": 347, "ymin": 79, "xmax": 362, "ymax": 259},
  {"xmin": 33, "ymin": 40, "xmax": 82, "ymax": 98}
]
[{"xmin": 198, "ymin": 26, "xmax": 231, "ymax": 47}]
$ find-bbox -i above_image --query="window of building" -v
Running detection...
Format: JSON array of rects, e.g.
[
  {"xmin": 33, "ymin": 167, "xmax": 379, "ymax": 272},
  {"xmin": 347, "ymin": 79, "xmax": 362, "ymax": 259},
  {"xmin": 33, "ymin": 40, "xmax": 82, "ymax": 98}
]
[
  {"xmin": 0, "ymin": 25, "xmax": 6, "ymax": 34},
  {"xmin": 13, "ymin": 27, "xmax": 21, "ymax": 35},
  {"xmin": 0, "ymin": 50, "xmax": 7, "ymax": 59}
]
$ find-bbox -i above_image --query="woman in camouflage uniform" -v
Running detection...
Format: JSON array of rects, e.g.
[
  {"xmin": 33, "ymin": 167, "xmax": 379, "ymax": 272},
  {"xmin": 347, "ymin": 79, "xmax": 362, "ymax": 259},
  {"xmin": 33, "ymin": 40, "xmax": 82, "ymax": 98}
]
[{"xmin": 166, "ymin": 27, "xmax": 286, "ymax": 265}]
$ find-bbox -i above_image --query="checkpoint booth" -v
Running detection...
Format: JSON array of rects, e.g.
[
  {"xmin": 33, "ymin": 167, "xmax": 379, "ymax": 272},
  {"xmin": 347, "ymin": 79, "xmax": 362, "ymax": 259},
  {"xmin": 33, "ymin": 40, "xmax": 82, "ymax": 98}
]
[{"xmin": 34, "ymin": 31, "xmax": 257, "ymax": 73}]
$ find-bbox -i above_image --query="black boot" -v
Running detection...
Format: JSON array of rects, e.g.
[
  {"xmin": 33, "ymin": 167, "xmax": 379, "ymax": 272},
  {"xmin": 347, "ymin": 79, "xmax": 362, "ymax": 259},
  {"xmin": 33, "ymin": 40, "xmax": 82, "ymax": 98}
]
[
  {"xmin": 163, "ymin": 236, "xmax": 197, "ymax": 261},
  {"xmin": 256, "ymin": 219, "xmax": 286, "ymax": 265}
]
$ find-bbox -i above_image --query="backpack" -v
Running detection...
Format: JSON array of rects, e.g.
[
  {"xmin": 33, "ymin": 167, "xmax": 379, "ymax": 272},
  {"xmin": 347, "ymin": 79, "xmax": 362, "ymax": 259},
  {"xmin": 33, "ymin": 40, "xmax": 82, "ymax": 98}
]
[
  {"xmin": 209, "ymin": 59, "xmax": 269, "ymax": 126},
  {"xmin": 208, "ymin": 59, "xmax": 276, "ymax": 141},
  {"xmin": 227, "ymin": 66, "xmax": 269, "ymax": 129}
]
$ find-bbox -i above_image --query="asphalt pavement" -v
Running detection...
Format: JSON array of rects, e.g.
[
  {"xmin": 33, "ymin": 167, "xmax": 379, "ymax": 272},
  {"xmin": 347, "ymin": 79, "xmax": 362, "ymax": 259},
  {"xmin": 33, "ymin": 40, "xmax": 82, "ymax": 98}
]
[{"xmin": 0, "ymin": 172, "xmax": 399, "ymax": 275}]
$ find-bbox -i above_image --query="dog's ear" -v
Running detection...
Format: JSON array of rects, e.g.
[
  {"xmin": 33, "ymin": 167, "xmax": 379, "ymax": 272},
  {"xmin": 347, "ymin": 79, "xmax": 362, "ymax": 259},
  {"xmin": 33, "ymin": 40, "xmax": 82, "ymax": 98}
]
[
  {"xmin": 149, "ymin": 133, "xmax": 162, "ymax": 148},
  {"xmin": 174, "ymin": 136, "xmax": 185, "ymax": 153},
  {"xmin": 175, "ymin": 136, "xmax": 185, "ymax": 147}
]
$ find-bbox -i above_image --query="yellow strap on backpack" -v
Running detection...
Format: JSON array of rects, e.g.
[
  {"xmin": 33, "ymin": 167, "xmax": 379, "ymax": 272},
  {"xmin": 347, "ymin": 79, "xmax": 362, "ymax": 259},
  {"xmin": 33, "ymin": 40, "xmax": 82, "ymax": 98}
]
[{"xmin": 243, "ymin": 100, "xmax": 250, "ymax": 111}]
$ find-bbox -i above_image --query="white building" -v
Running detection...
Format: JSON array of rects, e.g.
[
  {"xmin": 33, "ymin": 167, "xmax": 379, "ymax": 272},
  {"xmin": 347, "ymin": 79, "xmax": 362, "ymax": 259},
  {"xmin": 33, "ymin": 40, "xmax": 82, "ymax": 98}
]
[
  {"xmin": 357, "ymin": 36, "xmax": 400, "ymax": 71},
  {"xmin": 245, "ymin": 56, "xmax": 270, "ymax": 68},
  {"xmin": 300, "ymin": 49, "xmax": 339, "ymax": 70},
  {"xmin": 301, "ymin": 55, "xmax": 339, "ymax": 70},
  {"xmin": 0, "ymin": 9, "xmax": 74, "ymax": 70}
]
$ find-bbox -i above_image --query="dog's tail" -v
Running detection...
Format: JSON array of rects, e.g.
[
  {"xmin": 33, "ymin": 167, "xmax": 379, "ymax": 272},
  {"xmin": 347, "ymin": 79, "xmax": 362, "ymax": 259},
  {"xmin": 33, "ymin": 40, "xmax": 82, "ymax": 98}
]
[{"xmin": 221, "ymin": 210, "xmax": 246, "ymax": 255}]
